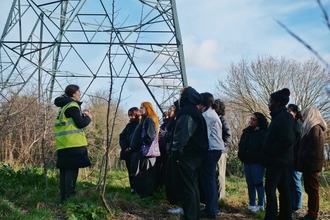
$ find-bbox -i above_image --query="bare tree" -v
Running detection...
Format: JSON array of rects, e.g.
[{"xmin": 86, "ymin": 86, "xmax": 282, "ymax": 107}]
[
  {"xmin": 216, "ymin": 56, "xmax": 330, "ymax": 175},
  {"xmin": 84, "ymin": 90, "xmax": 126, "ymax": 169},
  {"xmin": 94, "ymin": 0, "xmax": 145, "ymax": 214},
  {"xmin": 0, "ymin": 87, "xmax": 57, "ymax": 167},
  {"xmin": 217, "ymin": 56, "xmax": 330, "ymax": 120}
]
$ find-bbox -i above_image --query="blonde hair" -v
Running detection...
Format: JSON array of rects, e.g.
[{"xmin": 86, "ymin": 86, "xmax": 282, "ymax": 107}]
[
  {"xmin": 141, "ymin": 102, "xmax": 159, "ymax": 132},
  {"xmin": 301, "ymin": 106, "xmax": 327, "ymax": 138}
]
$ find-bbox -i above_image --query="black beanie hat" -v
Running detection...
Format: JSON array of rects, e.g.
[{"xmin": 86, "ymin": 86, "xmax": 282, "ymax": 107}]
[{"xmin": 270, "ymin": 88, "xmax": 290, "ymax": 106}]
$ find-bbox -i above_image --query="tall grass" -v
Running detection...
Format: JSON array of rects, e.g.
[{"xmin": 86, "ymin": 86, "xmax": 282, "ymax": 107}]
[{"xmin": 0, "ymin": 163, "xmax": 329, "ymax": 219}]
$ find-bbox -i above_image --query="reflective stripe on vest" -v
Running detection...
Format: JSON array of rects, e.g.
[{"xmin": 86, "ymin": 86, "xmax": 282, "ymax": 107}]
[{"xmin": 54, "ymin": 101, "xmax": 88, "ymax": 150}]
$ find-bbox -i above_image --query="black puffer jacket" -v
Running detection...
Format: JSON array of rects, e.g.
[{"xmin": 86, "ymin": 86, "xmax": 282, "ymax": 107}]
[
  {"xmin": 119, "ymin": 119, "xmax": 139, "ymax": 160},
  {"xmin": 54, "ymin": 95, "xmax": 91, "ymax": 169},
  {"xmin": 260, "ymin": 106, "xmax": 295, "ymax": 166},
  {"xmin": 238, "ymin": 126, "xmax": 267, "ymax": 164}
]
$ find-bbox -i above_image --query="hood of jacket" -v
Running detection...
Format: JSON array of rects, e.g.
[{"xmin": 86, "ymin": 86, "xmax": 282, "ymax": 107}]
[
  {"xmin": 180, "ymin": 86, "xmax": 202, "ymax": 108},
  {"xmin": 270, "ymin": 105, "xmax": 287, "ymax": 118},
  {"xmin": 54, "ymin": 95, "xmax": 82, "ymax": 107}
]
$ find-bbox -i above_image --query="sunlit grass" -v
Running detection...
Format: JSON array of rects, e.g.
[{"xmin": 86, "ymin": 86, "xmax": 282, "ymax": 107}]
[{"xmin": 0, "ymin": 163, "xmax": 329, "ymax": 219}]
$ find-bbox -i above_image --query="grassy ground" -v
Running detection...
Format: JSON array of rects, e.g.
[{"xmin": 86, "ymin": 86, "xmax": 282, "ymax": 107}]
[{"xmin": 0, "ymin": 164, "xmax": 329, "ymax": 219}]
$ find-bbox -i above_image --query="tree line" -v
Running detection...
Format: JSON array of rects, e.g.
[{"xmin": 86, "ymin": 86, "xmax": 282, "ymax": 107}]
[{"xmin": 0, "ymin": 55, "xmax": 329, "ymax": 175}]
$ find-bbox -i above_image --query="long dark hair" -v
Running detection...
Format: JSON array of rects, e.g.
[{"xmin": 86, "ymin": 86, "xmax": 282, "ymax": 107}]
[
  {"xmin": 253, "ymin": 112, "xmax": 268, "ymax": 131},
  {"xmin": 214, "ymin": 99, "xmax": 226, "ymax": 116}
]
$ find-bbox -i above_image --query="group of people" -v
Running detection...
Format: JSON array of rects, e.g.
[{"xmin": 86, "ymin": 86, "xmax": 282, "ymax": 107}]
[
  {"xmin": 238, "ymin": 88, "xmax": 326, "ymax": 220},
  {"xmin": 118, "ymin": 87, "xmax": 231, "ymax": 219},
  {"xmin": 53, "ymin": 84, "xmax": 326, "ymax": 220}
]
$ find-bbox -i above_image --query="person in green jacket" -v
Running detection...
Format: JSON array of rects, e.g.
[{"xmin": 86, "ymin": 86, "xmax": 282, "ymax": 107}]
[{"xmin": 54, "ymin": 84, "xmax": 92, "ymax": 201}]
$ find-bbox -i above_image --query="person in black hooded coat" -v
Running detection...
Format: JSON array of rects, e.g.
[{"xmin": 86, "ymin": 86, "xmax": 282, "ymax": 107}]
[
  {"xmin": 170, "ymin": 86, "xmax": 208, "ymax": 220},
  {"xmin": 260, "ymin": 88, "xmax": 295, "ymax": 220}
]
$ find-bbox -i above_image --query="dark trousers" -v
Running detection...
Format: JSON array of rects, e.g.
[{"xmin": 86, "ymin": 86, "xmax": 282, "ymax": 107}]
[
  {"xmin": 200, "ymin": 150, "xmax": 222, "ymax": 215},
  {"xmin": 132, "ymin": 156, "xmax": 156, "ymax": 199},
  {"xmin": 154, "ymin": 152, "xmax": 168, "ymax": 191},
  {"xmin": 173, "ymin": 155, "xmax": 203, "ymax": 220},
  {"xmin": 165, "ymin": 156, "xmax": 178, "ymax": 204},
  {"xmin": 59, "ymin": 168, "xmax": 79, "ymax": 201},
  {"xmin": 124, "ymin": 158, "xmax": 134, "ymax": 190},
  {"xmin": 303, "ymin": 172, "xmax": 320, "ymax": 218},
  {"xmin": 264, "ymin": 164, "xmax": 292, "ymax": 220}
]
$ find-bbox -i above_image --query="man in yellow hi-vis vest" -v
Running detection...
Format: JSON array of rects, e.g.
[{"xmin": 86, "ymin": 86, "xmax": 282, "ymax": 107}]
[{"xmin": 54, "ymin": 84, "xmax": 92, "ymax": 202}]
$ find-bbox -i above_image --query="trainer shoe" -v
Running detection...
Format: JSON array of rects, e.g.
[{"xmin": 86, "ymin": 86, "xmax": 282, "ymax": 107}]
[
  {"xmin": 248, "ymin": 205, "xmax": 256, "ymax": 211},
  {"xmin": 167, "ymin": 207, "xmax": 184, "ymax": 215},
  {"xmin": 251, "ymin": 205, "xmax": 264, "ymax": 212}
]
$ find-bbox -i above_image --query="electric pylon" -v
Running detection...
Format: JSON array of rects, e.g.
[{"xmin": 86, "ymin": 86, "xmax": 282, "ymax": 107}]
[{"xmin": 0, "ymin": 0, "xmax": 187, "ymax": 112}]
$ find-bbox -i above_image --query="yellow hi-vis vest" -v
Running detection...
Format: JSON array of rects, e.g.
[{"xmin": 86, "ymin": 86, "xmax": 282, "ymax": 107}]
[{"xmin": 54, "ymin": 101, "xmax": 88, "ymax": 150}]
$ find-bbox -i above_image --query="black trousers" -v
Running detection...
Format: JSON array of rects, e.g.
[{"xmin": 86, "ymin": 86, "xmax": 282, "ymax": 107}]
[
  {"xmin": 124, "ymin": 158, "xmax": 134, "ymax": 190},
  {"xmin": 264, "ymin": 164, "xmax": 292, "ymax": 220},
  {"xmin": 132, "ymin": 155, "xmax": 156, "ymax": 199},
  {"xmin": 59, "ymin": 168, "xmax": 79, "ymax": 201},
  {"xmin": 154, "ymin": 152, "xmax": 168, "ymax": 191},
  {"xmin": 165, "ymin": 156, "xmax": 178, "ymax": 204},
  {"xmin": 173, "ymin": 155, "xmax": 203, "ymax": 220}
]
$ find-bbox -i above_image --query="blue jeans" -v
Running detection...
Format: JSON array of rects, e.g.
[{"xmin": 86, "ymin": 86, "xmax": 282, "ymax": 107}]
[
  {"xmin": 264, "ymin": 164, "xmax": 292, "ymax": 220},
  {"xmin": 288, "ymin": 163, "xmax": 303, "ymax": 210},
  {"xmin": 243, "ymin": 163, "xmax": 265, "ymax": 206},
  {"xmin": 200, "ymin": 150, "xmax": 222, "ymax": 215}
]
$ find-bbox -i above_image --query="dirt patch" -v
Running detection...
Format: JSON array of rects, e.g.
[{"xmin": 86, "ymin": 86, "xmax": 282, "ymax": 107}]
[
  {"xmin": 117, "ymin": 211, "xmax": 256, "ymax": 220},
  {"xmin": 116, "ymin": 202, "xmax": 257, "ymax": 220}
]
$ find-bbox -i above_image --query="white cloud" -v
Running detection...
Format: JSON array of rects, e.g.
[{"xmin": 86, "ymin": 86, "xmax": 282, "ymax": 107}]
[
  {"xmin": 176, "ymin": 0, "xmax": 330, "ymax": 93},
  {"xmin": 184, "ymin": 37, "xmax": 222, "ymax": 70}
]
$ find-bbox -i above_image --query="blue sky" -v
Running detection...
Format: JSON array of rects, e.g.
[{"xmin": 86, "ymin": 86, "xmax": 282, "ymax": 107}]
[
  {"xmin": 1, "ymin": 0, "xmax": 330, "ymax": 113},
  {"xmin": 175, "ymin": 0, "xmax": 330, "ymax": 95}
]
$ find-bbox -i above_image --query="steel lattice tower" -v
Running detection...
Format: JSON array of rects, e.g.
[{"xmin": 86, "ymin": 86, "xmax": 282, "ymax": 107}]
[{"xmin": 0, "ymin": 0, "xmax": 187, "ymax": 112}]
